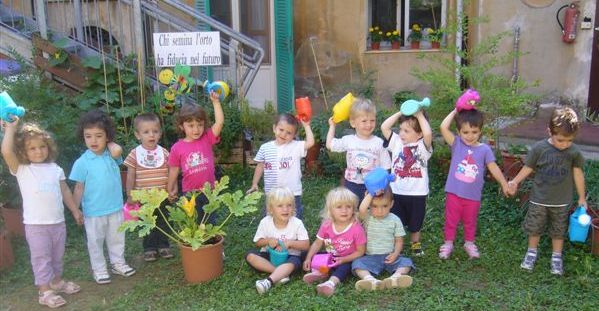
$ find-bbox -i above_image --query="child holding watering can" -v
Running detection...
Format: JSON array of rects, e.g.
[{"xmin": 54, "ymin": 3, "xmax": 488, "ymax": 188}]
[
  {"xmin": 302, "ymin": 187, "xmax": 366, "ymax": 297},
  {"xmin": 508, "ymin": 107, "xmax": 587, "ymax": 276},
  {"xmin": 245, "ymin": 188, "xmax": 310, "ymax": 294},
  {"xmin": 381, "ymin": 101, "xmax": 433, "ymax": 256},
  {"xmin": 248, "ymin": 113, "xmax": 314, "ymax": 219},
  {"xmin": 326, "ymin": 97, "xmax": 391, "ymax": 203}
]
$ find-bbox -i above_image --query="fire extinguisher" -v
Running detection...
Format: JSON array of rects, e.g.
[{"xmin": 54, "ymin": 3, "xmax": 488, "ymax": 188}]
[{"xmin": 556, "ymin": 2, "xmax": 580, "ymax": 44}]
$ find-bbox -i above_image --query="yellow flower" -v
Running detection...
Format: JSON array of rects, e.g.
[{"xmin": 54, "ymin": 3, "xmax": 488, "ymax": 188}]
[
  {"xmin": 386, "ymin": 32, "xmax": 391, "ymax": 36},
  {"xmin": 374, "ymin": 26, "xmax": 379, "ymax": 30},
  {"xmin": 393, "ymin": 30, "xmax": 399, "ymax": 35},
  {"xmin": 159, "ymin": 69, "xmax": 174, "ymax": 85},
  {"xmin": 54, "ymin": 52, "xmax": 61, "ymax": 59},
  {"xmin": 378, "ymin": 31, "xmax": 383, "ymax": 35},
  {"xmin": 369, "ymin": 27, "xmax": 374, "ymax": 32},
  {"xmin": 180, "ymin": 193, "xmax": 197, "ymax": 217}
]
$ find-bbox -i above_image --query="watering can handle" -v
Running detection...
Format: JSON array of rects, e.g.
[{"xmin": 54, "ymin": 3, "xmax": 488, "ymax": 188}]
[{"xmin": 267, "ymin": 239, "xmax": 287, "ymax": 252}]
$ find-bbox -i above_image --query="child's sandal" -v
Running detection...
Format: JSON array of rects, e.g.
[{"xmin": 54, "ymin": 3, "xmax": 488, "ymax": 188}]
[
  {"xmin": 383, "ymin": 275, "xmax": 413, "ymax": 289},
  {"xmin": 38, "ymin": 290, "xmax": 66, "ymax": 308},
  {"xmin": 50, "ymin": 280, "xmax": 81, "ymax": 295}
]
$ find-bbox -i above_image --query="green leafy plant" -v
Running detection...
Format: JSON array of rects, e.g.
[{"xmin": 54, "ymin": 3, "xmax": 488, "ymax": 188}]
[
  {"xmin": 386, "ymin": 30, "xmax": 401, "ymax": 42},
  {"xmin": 408, "ymin": 24, "xmax": 423, "ymax": 42},
  {"xmin": 120, "ymin": 176, "xmax": 262, "ymax": 250},
  {"xmin": 369, "ymin": 26, "xmax": 384, "ymax": 43},
  {"xmin": 47, "ymin": 38, "xmax": 70, "ymax": 68},
  {"xmin": 427, "ymin": 28, "xmax": 444, "ymax": 42}
]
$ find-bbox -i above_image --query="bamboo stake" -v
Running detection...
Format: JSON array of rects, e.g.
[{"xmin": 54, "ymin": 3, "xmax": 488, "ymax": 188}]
[
  {"xmin": 309, "ymin": 37, "xmax": 328, "ymax": 110},
  {"xmin": 115, "ymin": 47, "xmax": 127, "ymax": 137}
]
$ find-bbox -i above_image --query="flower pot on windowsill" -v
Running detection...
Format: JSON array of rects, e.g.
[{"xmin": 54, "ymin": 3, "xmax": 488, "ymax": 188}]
[
  {"xmin": 370, "ymin": 42, "xmax": 381, "ymax": 50},
  {"xmin": 410, "ymin": 41, "xmax": 420, "ymax": 49},
  {"xmin": 431, "ymin": 41, "xmax": 441, "ymax": 49},
  {"xmin": 391, "ymin": 41, "xmax": 400, "ymax": 49}
]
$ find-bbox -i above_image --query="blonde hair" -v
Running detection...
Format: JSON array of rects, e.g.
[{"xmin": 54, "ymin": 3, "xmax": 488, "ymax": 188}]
[
  {"xmin": 321, "ymin": 187, "xmax": 359, "ymax": 222},
  {"xmin": 14, "ymin": 123, "xmax": 58, "ymax": 164},
  {"xmin": 549, "ymin": 107, "xmax": 580, "ymax": 136},
  {"xmin": 349, "ymin": 97, "xmax": 376, "ymax": 120},
  {"xmin": 266, "ymin": 187, "xmax": 295, "ymax": 216}
]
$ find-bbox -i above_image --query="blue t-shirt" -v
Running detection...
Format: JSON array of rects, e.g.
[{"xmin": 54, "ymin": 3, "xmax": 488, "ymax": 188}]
[
  {"xmin": 69, "ymin": 149, "xmax": 123, "ymax": 217},
  {"xmin": 444, "ymin": 138, "xmax": 495, "ymax": 201}
]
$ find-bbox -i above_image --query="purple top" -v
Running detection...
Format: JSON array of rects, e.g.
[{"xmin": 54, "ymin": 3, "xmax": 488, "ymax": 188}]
[{"xmin": 444, "ymin": 137, "xmax": 495, "ymax": 201}]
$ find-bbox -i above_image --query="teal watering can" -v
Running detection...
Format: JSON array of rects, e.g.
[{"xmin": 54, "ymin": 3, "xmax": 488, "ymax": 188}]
[
  {"xmin": 400, "ymin": 97, "xmax": 430, "ymax": 116},
  {"xmin": 267, "ymin": 240, "xmax": 288, "ymax": 267},
  {"xmin": 0, "ymin": 91, "xmax": 25, "ymax": 122},
  {"xmin": 569, "ymin": 206, "xmax": 591, "ymax": 242}
]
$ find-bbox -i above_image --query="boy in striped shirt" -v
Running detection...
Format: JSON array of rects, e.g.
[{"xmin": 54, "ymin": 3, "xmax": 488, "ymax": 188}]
[
  {"xmin": 124, "ymin": 113, "xmax": 173, "ymax": 262},
  {"xmin": 352, "ymin": 186, "xmax": 415, "ymax": 291}
]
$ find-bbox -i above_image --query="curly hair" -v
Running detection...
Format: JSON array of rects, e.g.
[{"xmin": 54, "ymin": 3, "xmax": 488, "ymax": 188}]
[
  {"xmin": 549, "ymin": 107, "xmax": 580, "ymax": 136},
  {"xmin": 14, "ymin": 123, "xmax": 58, "ymax": 164},
  {"xmin": 76, "ymin": 110, "xmax": 116, "ymax": 141},
  {"xmin": 175, "ymin": 103, "xmax": 208, "ymax": 136}
]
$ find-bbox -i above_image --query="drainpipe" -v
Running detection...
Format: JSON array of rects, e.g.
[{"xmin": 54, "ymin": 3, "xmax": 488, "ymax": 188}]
[
  {"xmin": 34, "ymin": 0, "xmax": 47, "ymax": 39},
  {"xmin": 133, "ymin": 0, "xmax": 145, "ymax": 73},
  {"xmin": 454, "ymin": 0, "xmax": 462, "ymax": 84},
  {"xmin": 73, "ymin": 0, "xmax": 84, "ymax": 41}
]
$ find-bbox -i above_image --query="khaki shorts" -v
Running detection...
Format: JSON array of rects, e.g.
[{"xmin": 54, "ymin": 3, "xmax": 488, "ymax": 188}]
[{"xmin": 522, "ymin": 202, "xmax": 569, "ymax": 238}]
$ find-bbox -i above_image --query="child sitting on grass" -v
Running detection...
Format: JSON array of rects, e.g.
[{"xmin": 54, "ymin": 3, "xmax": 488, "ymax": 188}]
[
  {"xmin": 352, "ymin": 187, "xmax": 414, "ymax": 291},
  {"xmin": 245, "ymin": 187, "xmax": 310, "ymax": 294},
  {"xmin": 302, "ymin": 187, "xmax": 366, "ymax": 297}
]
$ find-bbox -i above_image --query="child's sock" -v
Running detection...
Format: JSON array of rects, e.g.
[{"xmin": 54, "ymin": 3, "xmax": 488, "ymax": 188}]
[
  {"xmin": 266, "ymin": 277, "xmax": 274, "ymax": 286},
  {"xmin": 528, "ymin": 248, "xmax": 538, "ymax": 254},
  {"xmin": 444, "ymin": 240, "xmax": 454, "ymax": 246},
  {"xmin": 551, "ymin": 252, "xmax": 561, "ymax": 258},
  {"xmin": 464, "ymin": 241, "xmax": 475, "ymax": 246}
]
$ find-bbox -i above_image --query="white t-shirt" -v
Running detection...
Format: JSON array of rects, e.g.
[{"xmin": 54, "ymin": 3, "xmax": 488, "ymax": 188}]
[
  {"xmin": 330, "ymin": 135, "xmax": 391, "ymax": 184},
  {"xmin": 252, "ymin": 216, "xmax": 309, "ymax": 256},
  {"xmin": 13, "ymin": 163, "xmax": 65, "ymax": 224},
  {"xmin": 254, "ymin": 140, "xmax": 306, "ymax": 195},
  {"xmin": 387, "ymin": 133, "xmax": 432, "ymax": 195}
]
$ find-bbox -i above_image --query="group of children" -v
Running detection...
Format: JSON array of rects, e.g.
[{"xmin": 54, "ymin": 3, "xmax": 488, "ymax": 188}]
[{"xmin": 0, "ymin": 90, "xmax": 587, "ymax": 305}]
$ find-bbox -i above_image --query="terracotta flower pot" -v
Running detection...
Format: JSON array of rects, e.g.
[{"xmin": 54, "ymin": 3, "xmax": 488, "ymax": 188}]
[
  {"xmin": 431, "ymin": 41, "xmax": 441, "ymax": 49},
  {"xmin": 0, "ymin": 205, "xmax": 25, "ymax": 237},
  {"xmin": 391, "ymin": 41, "xmax": 400, "ymax": 49},
  {"xmin": 370, "ymin": 42, "xmax": 380, "ymax": 50},
  {"xmin": 179, "ymin": 236, "xmax": 224, "ymax": 283},
  {"xmin": 305, "ymin": 143, "xmax": 321, "ymax": 175},
  {"xmin": 410, "ymin": 41, "xmax": 420, "ymax": 49},
  {"xmin": 0, "ymin": 230, "xmax": 14, "ymax": 271}
]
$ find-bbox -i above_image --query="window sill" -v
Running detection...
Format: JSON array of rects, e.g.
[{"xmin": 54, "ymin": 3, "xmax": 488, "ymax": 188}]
[{"xmin": 364, "ymin": 47, "xmax": 444, "ymax": 54}]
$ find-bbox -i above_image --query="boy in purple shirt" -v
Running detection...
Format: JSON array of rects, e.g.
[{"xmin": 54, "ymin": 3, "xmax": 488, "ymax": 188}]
[{"xmin": 438, "ymin": 108, "xmax": 509, "ymax": 259}]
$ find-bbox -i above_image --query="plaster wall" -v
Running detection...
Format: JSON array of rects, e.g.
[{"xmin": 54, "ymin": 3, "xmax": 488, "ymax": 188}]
[{"xmin": 474, "ymin": 0, "xmax": 595, "ymax": 107}]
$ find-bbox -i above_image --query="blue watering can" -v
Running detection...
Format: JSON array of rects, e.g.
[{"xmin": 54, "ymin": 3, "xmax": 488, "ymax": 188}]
[
  {"xmin": 569, "ymin": 206, "xmax": 591, "ymax": 242},
  {"xmin": 364, "ymin": 167, "xmax": 395, "ymax": 196},
  {"xmin": 267, "ymin": 240, "xmax": 288, "ymax": 267},
  {"xmin": 400, "ymin": 97, "xmax": 430, "ymax": 116},
  {"xmin": 0, "ymin": 91, "xmax": 25, "ymax": 123}
]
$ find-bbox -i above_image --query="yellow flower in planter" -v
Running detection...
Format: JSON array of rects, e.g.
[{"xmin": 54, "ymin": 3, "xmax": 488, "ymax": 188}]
[
  {"xmin": 369, "ymin": 26, "xmax": 383, "ymax": 42},
  {"xmin": 386, "ymin": 30, "xmax": 401, "ymax": 42},
  {"xmin": 408, "ymin": 24, "xmax": 423, "ymax": 42},
  {"xmin": 181, "ymin": 194, "xmax": 196, "ymax": 217}
]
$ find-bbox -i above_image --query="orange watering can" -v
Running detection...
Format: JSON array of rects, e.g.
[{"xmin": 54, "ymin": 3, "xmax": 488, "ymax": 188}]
[
  {"xmin": 295, "ymin": 97, "xmax": 312, "ymax": 122},
  {"xmin": 332, "ymin": 92, "xmax": 355, "ymax": 123}
]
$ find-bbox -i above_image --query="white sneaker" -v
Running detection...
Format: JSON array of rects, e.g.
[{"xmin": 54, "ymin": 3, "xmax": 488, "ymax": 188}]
[
  {"xmin": 111, "ymin": 263, "xmax": 136, "ymax": 277},
  {"xmin": 255, "ymin": 279, "xmax": 272, "ymax": 294},
  {"xmin": 276, "ymin": 277, "xmax": 290, "ymax": 285},
  {"xmin": 93, "ymin": 271, "xmax": 111, "ymax": 284}
]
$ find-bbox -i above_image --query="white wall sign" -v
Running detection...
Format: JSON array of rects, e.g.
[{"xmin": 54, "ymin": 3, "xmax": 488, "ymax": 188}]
[{"xmin": 153, "ymin": 32, "xmax": 221, "ymax": 67}]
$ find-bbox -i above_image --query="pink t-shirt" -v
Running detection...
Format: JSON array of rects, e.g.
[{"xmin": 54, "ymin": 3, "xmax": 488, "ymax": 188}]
[
  {"xmin": 316, "ymin": 220, "xmax": 367, "ymax": 257},
  {"xmin": 168, "ymin": 128, "xmax": 220, "ymax": 192}
]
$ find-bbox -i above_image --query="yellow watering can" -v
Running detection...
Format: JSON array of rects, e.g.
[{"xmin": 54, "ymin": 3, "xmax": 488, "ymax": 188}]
[{"xmin": 332, "ymin": 92, "xmax": 355, "ymax": 123}]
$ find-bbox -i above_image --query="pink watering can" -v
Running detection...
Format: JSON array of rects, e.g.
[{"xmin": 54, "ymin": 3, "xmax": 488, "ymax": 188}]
[
  {"xmin": 295, "ymin": 97, "xmax": 312, "ymax": 122},
  {"xmin": 400, "ymin": 97, "xmax": 431, "ymax": 116},
  {"xmin": 455, "ymin": 89, "xmax": 480, "ymax": 112},
  {"xmin": 123, "ymin": 202, "xmax": 140, "ymax": 221},
  {"xmin": 364, "ymin": 167, "xmax": 395, "ymax": 196},
  {"xmin": 310, "ymin": 253, "xmax": 337, "ymax": 274}
]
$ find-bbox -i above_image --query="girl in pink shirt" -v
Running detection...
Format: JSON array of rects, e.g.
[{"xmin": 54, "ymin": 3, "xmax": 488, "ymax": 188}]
[
  {"xmin": 167, "ymin": 92, "xmax": 224, "ymax": 219},
  {"xmin": 302, "ymin": 187, "xmax": 367, "ymax": 297}
]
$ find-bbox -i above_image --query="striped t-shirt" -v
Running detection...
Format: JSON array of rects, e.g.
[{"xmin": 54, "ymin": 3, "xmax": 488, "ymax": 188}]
[
  {"xmin": 124, "ymin": 145, "xmax": 169, "ymax": 190},
  {"xmin": 363, "ymin": 213, "xmax": 406, "ymax": 255}
]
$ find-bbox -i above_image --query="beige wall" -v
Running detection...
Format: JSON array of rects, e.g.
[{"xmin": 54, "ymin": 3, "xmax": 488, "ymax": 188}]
[
  {"xmin": 295, "ymin": 0, "xmax": 596, "ymax": 108},
  {"xmin": 474, "ymin": 0, "xmax": 595, "ymax": 107}
]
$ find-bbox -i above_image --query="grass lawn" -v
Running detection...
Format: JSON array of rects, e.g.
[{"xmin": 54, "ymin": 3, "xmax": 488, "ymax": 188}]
[{"xmin": 1, "ymin": 162, "xmax": 598, "ymax": 310}]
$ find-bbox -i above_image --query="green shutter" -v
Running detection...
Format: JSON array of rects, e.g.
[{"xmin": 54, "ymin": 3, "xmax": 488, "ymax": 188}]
[
  {"xmin": 196, "ymin": 0, "xmax": 212, "ymax": 81},
  {"xmin": 274, "ymin": 0, "xmax": 294, "ymax": 113}
]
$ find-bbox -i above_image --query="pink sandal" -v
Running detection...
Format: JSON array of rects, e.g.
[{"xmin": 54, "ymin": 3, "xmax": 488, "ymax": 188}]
[
  {"xmin": 50, "ymin": 280, "xmax": 81, "ymax": 295},
  {"xmin": 38, "ymin": 290, "xmax": 66, "ymax": 308},
  {"xmin": 438, "ymin": 244, "xmax": 453, "ymax": 259}
]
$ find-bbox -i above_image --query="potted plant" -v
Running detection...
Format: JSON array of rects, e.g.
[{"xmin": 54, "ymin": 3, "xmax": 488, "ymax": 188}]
[
  {"xmin": 120, "ymin": 176, "xmax": 262, "ymax": 283},
  {"xmin": 407, "ymin": 24, "xmax": 423, "ymax": 49},
  {"xmin": 368, "ymin": 26, "xmax": 383, "ymax": 50},
  {"xmin": 386, "ymin": 30, "xmax": 401, "ymax": 49},
  {"xmin": 427, "ymin": 28, "xmax": 443, "ymax": 49},
  {"xmin": 501, "ymin": 143, "xmax": 528, "ymax": 179}
]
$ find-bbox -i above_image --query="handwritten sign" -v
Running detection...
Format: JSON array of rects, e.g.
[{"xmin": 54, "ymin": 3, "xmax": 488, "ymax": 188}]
[{"xmin": 153, "ymin": 32, "xmax": 221, "ymax": 67}]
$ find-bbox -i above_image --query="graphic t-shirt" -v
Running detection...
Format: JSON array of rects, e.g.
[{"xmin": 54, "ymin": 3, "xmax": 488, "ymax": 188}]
[
  {"xmin": 316, "ymin": 220, "xmax": 366, "ymax": 257},
  {"xmin": 444, "ymin": 138, "xmax": 495, "ymax": 201},
  {"xmin": 253, "ymin": 216, "xmax": 309, "ymax": 256},
  {"xmin": 387, "ymin": 133, "xmax": 432, "ymax": 195},
  {"xmin": 168, "ymin": 129, "xmax": 220, "ymax": 192},
  {"xmin": 330, "ymin": 135, "xmax": 391, "ymax": 184},
  {"xmin": 254, "ymin": 140, "xmax": 306, "ymax": 195},
  {"xmin": 525, "ymin": 139, "xmax": 584, "ymax": 206}
]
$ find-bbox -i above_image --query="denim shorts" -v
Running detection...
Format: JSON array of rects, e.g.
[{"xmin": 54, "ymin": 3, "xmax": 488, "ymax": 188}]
[
  {"xmin": 245, "ymin": 250, "xmax": 303, "ymax": 271},
  {"xmin": 351, "ymin": 254, "xmax": 415, "ymax": 275}
]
